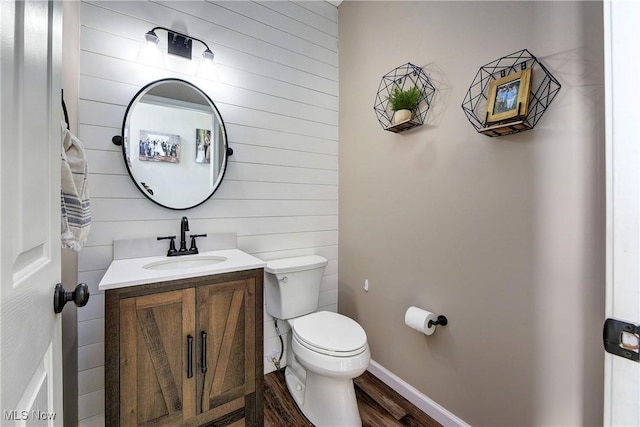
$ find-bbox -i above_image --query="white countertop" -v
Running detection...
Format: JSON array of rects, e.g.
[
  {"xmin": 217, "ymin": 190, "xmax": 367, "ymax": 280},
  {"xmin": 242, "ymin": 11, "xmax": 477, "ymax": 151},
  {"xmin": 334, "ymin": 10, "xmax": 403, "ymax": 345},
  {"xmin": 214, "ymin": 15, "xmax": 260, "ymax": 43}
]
[{"xmin": 98, "ymin": 248, "xmax": 266, "ymax": 291}]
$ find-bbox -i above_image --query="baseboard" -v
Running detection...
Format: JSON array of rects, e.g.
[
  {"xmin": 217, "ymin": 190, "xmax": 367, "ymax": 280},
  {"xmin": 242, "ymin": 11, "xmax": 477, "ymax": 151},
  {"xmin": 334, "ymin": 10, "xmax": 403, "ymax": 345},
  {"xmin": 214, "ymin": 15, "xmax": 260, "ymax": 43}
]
[{"xmin": 367, "ymin": 360, "xmax": 469, "ymax": 427}]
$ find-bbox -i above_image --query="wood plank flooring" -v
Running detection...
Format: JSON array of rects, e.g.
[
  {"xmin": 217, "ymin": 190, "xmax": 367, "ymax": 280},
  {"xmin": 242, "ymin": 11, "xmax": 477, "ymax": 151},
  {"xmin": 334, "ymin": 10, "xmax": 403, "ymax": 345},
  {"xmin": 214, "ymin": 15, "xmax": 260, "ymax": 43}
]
[{"xmin": 264, "ymin": 370, "xmax": 442, "ymax": 427}]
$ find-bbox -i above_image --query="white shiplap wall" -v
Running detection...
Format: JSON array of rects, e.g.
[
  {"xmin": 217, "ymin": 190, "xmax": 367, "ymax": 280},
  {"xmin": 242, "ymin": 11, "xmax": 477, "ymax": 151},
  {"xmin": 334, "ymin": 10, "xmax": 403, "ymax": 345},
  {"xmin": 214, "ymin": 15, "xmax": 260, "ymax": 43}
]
[{"xmin": 77, "ymin": 1, "xmax": 337, "ymax": 422}]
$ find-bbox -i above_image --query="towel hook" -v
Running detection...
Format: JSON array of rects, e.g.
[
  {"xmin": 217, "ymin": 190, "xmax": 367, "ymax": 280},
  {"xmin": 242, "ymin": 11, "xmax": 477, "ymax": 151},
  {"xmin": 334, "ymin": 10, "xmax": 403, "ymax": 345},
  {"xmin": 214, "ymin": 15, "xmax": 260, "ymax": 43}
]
[{"xmin": 61, "ymin": 89, "xmax": 70, "ymax": 130}]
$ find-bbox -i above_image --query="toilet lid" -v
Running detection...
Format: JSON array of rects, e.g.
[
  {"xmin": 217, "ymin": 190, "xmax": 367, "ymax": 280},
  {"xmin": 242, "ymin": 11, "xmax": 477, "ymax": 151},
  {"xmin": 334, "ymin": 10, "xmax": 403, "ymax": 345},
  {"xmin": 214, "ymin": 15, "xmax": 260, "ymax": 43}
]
[{"xmin": 292, "ymin": 311, "xmax": 367, "ymax": 354}]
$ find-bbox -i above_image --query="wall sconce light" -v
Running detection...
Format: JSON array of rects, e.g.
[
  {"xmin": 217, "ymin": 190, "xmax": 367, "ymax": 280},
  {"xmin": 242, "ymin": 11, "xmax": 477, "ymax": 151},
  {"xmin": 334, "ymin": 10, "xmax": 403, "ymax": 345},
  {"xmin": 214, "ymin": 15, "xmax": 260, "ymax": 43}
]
[
  {"xmin": 197, "ymin": 48, "xmax": 218, "ymax": 80},
  {"xmin": 137, "ymin": 29, "xmax": 164, "ymax": 68},
  {"xmin": 138, "ymin": 26, "xmax": 218, "ymax": 79}
]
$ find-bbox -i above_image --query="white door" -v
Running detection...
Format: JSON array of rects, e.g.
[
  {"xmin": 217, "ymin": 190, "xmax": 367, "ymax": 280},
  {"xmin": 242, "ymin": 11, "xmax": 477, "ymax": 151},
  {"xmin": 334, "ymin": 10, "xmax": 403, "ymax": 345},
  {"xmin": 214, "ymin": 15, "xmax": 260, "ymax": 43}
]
[
  {"xmin": 604, "ymin": 0, "xmax": 640, "ymax": 425},
  {"xmin": 0, "ymin": 1, "xmax": 64, "ymax": 425}
]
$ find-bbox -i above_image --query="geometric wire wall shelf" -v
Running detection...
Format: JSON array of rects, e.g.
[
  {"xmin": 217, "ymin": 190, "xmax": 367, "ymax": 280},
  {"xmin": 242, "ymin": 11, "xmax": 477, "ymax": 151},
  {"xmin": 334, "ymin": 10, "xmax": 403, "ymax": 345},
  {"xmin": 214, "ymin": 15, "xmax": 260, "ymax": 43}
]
[
  {"xmin": 374, "ymin": 62, "xmax": 436, "ymax": 133},
  {"xmin": 461, "ymin": 49, "xmax": 561, "ymax": 137}
]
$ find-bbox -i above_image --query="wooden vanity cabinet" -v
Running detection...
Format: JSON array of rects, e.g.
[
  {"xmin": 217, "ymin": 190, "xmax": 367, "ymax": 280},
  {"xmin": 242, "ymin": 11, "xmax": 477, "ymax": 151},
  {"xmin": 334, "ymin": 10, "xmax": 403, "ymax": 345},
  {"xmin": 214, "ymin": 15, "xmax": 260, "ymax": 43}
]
[{"xmin": 105, "ymin": 269, "xmax": 264, "ymax": 427}]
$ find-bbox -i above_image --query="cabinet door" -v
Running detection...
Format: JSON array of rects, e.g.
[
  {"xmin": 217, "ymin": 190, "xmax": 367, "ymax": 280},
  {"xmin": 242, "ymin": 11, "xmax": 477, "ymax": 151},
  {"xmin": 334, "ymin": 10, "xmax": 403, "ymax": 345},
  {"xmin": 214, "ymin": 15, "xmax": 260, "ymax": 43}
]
[
  {"xmin": 119, "ymin": 289, "xmax": 196, "ymax": 426},
  {"xmin": 196, "ymin": 279, "xmax": 257, "ymax": 425}
]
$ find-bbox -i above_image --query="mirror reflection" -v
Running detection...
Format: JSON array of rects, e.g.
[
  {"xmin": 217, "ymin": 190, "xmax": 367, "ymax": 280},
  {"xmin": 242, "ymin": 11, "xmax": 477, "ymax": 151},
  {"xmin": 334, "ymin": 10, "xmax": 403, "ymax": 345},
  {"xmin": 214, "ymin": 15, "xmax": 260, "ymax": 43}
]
[{"xmin": 122, "ymin": 78, "xmax": 228, "ymax": 210}]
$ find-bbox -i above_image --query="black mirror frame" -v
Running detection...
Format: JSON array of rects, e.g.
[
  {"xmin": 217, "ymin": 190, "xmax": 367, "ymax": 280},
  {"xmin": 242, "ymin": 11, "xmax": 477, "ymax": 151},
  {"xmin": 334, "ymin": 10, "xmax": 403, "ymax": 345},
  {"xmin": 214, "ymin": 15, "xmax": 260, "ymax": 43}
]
[{"xmin": 117, "ymin": 78, "xmax": 230, "ymax": 210}]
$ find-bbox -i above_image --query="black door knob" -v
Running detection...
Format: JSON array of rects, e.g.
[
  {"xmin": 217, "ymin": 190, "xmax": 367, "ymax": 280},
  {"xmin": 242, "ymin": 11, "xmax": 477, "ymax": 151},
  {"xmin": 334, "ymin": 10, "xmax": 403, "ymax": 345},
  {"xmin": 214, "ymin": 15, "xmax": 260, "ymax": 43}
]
[{"xmin": 53, "ymin": 283, "xmax": 90, "ymax": 314}]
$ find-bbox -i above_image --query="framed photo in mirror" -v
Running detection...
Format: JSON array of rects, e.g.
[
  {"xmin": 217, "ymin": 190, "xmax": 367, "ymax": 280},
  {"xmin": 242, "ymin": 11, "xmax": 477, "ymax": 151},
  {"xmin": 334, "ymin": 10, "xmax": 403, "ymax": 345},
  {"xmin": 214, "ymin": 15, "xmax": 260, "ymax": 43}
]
[
  {"xmin": 486, "ymin": 68, "xmax": 532, "ymax": 124},
  {"xmin": 195, "ymin": 128, "xmax": 211, "ymax": 164},
  {"xmin": 139, "ymin": 130, "xmax": 181, "ymax": 163}
]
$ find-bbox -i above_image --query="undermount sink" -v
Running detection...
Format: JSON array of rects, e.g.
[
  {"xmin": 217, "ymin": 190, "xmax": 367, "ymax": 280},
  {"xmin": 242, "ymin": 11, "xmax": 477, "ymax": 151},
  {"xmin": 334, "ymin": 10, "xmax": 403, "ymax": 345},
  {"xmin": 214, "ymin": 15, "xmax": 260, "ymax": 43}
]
[{"xmin": 143, "ymin": 255, "xmax": 228, "ymax": 271}]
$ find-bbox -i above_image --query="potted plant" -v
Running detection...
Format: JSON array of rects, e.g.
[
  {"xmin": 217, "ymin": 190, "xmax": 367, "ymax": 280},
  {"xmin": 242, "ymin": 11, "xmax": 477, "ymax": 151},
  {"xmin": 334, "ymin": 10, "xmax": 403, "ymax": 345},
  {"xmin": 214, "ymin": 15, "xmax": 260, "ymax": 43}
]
[{"xmin": 388, "ymin": 86, "xmax": 421, "ymax": 125}]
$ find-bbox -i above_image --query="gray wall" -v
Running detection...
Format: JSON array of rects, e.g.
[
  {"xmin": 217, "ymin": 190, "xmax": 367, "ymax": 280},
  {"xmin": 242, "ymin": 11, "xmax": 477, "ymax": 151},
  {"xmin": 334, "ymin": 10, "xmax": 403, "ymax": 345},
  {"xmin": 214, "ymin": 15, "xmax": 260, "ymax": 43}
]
[
  {"xmin": 75, "ymin": 1, "xmax": 338, "ymax": 422},
  {"xmin": 338, "ymin": 1, "xmax": 605, "ymax": 426}
]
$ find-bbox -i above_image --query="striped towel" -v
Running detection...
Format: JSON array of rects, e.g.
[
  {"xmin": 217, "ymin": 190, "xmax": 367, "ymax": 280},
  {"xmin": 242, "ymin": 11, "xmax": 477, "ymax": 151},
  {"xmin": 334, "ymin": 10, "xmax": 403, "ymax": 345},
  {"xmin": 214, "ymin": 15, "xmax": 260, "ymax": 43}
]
[{"xmin": 61, "ymin": 121, "xmax": 91, "ymax": 251}]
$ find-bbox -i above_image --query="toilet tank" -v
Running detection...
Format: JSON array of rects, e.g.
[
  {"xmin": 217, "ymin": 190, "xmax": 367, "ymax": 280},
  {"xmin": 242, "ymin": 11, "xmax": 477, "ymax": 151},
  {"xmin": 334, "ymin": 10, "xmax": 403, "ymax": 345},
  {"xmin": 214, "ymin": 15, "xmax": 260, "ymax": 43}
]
[{"xmin": 264, "ymin": 255, "xmax": 328, "ymax": 320}]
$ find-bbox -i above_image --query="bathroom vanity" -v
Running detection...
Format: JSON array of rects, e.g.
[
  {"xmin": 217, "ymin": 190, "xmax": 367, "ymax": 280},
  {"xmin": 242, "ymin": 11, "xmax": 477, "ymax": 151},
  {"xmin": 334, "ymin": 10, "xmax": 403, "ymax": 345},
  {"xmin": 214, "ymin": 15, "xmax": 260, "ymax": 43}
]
[
  {"xmin": 100, "ymin": 245, "xmax": 265, "ymax": 427},
  {"xmin": 103, "ymin": 73, "xmax": 263, "ymax": 426}
]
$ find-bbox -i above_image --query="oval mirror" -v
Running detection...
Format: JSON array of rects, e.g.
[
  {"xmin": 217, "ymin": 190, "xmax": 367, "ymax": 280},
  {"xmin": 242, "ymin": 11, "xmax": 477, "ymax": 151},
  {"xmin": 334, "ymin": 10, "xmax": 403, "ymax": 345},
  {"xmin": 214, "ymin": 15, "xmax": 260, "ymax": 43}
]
[{"xmin": 120, "ymin": 78, "xmax": 228, "ymax": 210}]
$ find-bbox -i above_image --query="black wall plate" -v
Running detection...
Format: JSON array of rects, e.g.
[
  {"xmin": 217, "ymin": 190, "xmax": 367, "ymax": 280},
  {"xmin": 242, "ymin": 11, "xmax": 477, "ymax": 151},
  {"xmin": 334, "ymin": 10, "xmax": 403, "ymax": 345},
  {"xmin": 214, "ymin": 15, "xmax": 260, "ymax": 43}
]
[{"xmin": 168, "ymin": 32, "xmax": 192, "ymax": 59}]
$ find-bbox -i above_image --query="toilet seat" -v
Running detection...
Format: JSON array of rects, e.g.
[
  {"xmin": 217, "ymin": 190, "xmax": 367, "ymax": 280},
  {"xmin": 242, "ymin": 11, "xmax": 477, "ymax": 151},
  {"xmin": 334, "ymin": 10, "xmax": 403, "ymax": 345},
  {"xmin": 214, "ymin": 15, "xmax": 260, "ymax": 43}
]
[{"xmin": 291, "ymin": 311, "xmax": 368, "ymax": 357}]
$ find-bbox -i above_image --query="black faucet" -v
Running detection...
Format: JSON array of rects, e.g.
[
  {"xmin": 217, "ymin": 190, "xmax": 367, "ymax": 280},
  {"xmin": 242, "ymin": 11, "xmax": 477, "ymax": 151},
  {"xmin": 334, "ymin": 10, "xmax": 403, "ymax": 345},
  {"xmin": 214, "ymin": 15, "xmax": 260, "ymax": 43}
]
[
  {"xmin": 179, "ymin": 216, "xmax": 190, "ymax": 252},
  {"xmin": 157, "ymin": 216, "xmax": 207, "ymax": 257}
]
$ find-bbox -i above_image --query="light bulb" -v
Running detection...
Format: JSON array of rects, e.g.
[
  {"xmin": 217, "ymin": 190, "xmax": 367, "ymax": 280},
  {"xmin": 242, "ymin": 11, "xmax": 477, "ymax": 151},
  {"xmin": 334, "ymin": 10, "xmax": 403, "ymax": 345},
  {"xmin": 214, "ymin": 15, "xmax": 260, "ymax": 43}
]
[
  {"xmin": 197, "ymin": 48, "xmax": 219, "ymax": 80},
  {"xmin": 137, "ymin": 30, "xmax": 164, "ymax": 68}
]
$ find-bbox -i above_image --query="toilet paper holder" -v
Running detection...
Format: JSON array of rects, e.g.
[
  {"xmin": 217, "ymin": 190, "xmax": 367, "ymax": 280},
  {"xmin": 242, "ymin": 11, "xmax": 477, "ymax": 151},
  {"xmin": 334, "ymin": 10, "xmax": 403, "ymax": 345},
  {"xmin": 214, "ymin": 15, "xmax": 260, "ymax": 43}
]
[{"xmin": 428, "ymin": 315, "xmax": 448, "ymax": 328}]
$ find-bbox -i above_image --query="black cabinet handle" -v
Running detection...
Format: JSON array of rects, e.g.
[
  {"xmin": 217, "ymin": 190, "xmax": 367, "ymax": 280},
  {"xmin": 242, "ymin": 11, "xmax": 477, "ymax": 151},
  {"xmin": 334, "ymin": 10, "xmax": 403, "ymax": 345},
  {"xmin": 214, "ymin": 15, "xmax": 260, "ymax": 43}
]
[
  {"xmin": 201, "ymin": 331, "xmax": 208, "ymax": 373},
  {"xmin": 187, "ymin": 335, "xmax": 193, "ymax": 378}
]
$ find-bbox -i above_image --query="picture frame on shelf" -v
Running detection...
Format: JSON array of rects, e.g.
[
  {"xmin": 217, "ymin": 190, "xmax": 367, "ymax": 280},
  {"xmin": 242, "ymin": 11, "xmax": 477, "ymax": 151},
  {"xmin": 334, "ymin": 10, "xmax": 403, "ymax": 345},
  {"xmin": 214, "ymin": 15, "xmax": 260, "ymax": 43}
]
[{"xmin": 486, "ymin": 68, "xmax": 532, "ymax": 124}]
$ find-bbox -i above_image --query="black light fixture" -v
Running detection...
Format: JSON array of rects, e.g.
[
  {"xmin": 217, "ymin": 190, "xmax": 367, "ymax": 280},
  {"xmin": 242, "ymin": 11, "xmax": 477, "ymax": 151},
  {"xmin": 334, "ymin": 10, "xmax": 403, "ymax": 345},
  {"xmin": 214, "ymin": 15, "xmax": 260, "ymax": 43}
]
[{"xmin": 138, "ymin": 27, "xmax": 216, "ymax": 78}]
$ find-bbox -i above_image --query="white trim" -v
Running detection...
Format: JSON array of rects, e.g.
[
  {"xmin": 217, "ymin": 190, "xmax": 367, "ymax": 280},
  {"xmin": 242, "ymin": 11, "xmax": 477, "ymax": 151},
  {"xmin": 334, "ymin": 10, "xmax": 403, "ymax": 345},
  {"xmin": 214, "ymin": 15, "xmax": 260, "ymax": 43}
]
[
  {"xmin": 367, "ymin": 360, "xmax": 469, "ymax": 427},
  {"xmin": 603, "ymin": 0, "xmax": 613, "ymax": 422},
  {"xmin": 603, "ymin": 0, "xmax": 640, "ymax": 424}
]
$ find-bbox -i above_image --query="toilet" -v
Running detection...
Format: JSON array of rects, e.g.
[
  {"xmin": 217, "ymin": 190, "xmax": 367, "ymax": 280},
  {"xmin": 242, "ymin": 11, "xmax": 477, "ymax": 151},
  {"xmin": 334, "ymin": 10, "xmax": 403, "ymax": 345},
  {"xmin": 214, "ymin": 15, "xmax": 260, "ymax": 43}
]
[{"xmin": 264, "ymin": 255, "xmax": 370, "ymax": 427}]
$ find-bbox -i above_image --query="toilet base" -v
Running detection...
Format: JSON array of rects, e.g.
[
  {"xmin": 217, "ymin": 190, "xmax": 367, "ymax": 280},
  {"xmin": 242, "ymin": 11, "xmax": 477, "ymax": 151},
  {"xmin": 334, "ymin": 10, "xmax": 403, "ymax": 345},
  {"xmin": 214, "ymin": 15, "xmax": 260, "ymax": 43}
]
[{"xmin": 285, "ymin": 366, "xmax": 362, "ymax": 427}]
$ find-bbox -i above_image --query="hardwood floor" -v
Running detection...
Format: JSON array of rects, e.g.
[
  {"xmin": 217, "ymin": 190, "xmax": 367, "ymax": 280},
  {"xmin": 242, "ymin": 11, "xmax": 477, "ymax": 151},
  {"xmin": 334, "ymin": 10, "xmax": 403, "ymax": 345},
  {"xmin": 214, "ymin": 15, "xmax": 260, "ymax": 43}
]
[{"xmin": 264, "ymin": 370, "xmax": 442, "ymax": 427}]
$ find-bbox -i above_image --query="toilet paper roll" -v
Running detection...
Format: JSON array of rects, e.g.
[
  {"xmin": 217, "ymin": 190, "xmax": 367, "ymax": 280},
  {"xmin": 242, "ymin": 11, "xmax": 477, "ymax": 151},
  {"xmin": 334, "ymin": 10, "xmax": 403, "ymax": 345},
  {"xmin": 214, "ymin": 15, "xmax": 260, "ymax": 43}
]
[{"xmin": 404, "ymin": 306, "xmax": 438, "ymax": 335}]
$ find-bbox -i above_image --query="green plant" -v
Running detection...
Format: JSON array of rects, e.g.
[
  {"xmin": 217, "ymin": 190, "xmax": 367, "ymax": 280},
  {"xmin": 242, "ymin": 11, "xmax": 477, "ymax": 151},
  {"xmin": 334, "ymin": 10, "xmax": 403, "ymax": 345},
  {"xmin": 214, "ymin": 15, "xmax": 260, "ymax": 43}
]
[{"xmin": 388, "ymin": 86, "xmax": 421, "ymax": 111}]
